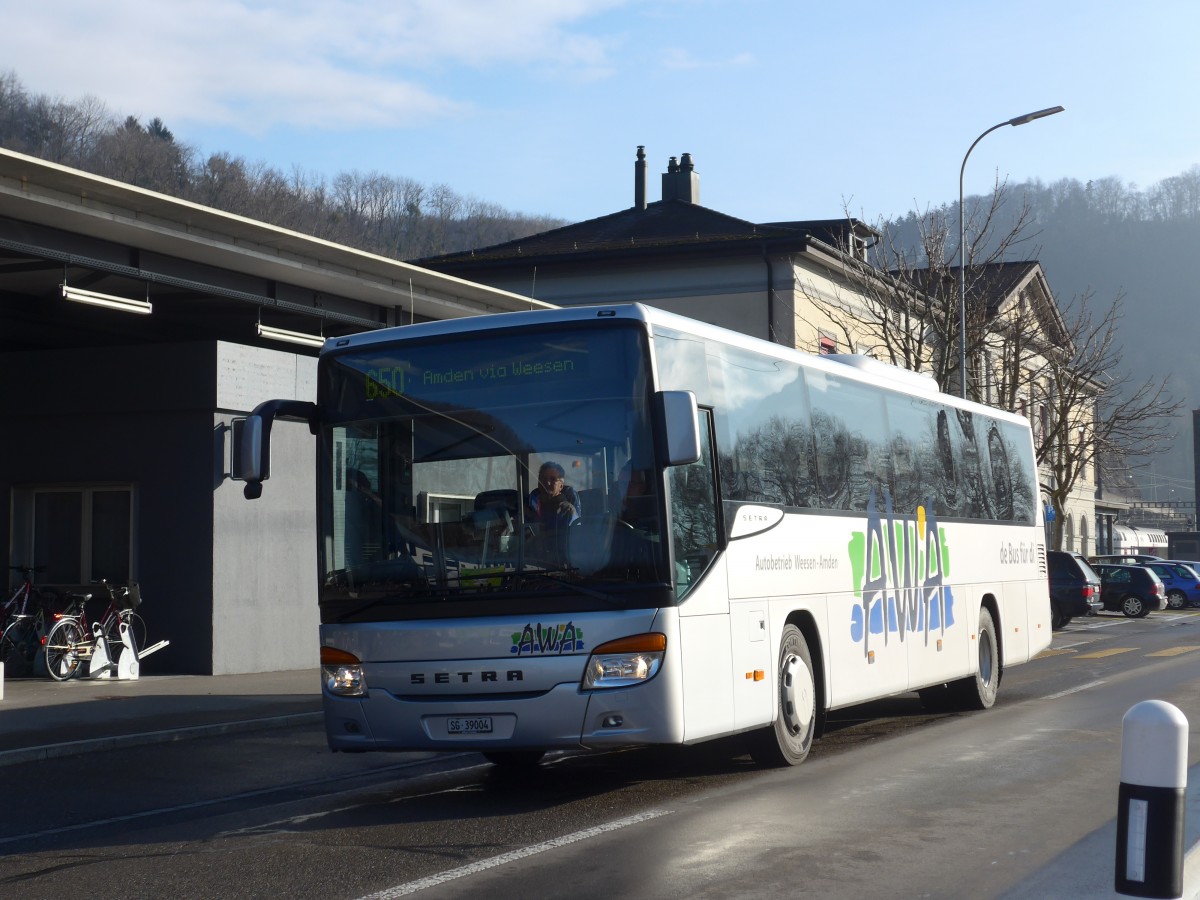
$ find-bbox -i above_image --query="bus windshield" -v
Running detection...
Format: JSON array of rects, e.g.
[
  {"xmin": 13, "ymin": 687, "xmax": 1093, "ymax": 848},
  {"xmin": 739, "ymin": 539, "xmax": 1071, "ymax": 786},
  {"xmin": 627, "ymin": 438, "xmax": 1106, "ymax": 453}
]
[{"xmin": 316, "ymin": 322, "xmax": 670, "ymax": 619}]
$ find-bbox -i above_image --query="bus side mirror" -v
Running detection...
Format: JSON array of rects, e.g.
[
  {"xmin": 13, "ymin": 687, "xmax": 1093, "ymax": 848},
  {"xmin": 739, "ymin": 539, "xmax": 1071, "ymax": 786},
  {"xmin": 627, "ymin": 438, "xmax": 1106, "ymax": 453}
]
[
  {"xmin": 239, "ymin": 415, "xmax": 267, "ymax": 496},
  {"xmin": 657, "ymin": 390, "xmax": 701, "ymax": 466},
  {"xmin": 235, "ymin": 400, "xmax": 319, "ymax": 500}
]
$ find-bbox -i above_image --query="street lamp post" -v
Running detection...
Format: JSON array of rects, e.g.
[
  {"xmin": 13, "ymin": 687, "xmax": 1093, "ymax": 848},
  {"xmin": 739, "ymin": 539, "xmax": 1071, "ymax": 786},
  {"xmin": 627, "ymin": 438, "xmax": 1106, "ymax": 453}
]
[{"xmin": 958, "ymin": 105, "xmax": 1064, "ymax": 399}]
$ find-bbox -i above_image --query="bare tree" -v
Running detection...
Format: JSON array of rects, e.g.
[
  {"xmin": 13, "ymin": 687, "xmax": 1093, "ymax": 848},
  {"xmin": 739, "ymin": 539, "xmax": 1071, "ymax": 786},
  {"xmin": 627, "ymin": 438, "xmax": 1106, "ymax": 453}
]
[
  {"xmin": 92, "ymin": 115, "xmax": 193, "ymax": 194},
  {"xmin": 193, "ymin": 152, "xmax": 254, "ymax": 213},
  {"xmin": 798, "ymin": 176, "xmax": 1041, "ymax": 396},
  {"xmin": 1145, "ymin": 166, "xmax": 1200, "ymax": 221},
  {"xmin": 1031, "ymin": 291, "xmax": 1178, "ymax": 547}
]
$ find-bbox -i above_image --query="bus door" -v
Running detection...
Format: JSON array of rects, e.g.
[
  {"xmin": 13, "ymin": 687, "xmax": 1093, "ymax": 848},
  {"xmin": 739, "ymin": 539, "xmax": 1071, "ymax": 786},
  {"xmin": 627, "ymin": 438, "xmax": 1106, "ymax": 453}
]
[{"xmin": 670, "ymin": 409, "xmax": 738, "ymax": 741}]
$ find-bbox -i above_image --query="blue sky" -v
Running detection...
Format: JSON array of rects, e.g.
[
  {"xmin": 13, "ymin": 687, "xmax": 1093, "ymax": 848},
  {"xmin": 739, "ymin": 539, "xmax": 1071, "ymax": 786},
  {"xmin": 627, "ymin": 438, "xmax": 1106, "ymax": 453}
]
[{"xmin": 3, "ymin": 0, "xmax": 1197, "ymax": 225}]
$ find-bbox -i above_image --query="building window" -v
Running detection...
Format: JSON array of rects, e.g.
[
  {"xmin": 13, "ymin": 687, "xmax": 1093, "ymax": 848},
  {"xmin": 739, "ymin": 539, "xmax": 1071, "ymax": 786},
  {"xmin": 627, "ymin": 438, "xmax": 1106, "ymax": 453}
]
[
  {"xmin": 12, "ymin": 485, "xmax": 133, "ymax": 585},
  {"xmin": 818, "ymin": 335, "xmax": 836, "ymax": 355}
]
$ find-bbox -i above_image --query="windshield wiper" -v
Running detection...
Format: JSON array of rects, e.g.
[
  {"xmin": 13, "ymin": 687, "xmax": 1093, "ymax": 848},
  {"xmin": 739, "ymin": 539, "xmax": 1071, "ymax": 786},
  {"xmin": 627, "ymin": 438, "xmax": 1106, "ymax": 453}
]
[
  {"xmin": 330, "ymin": 583, "xmax": 449, "ymax": 622},
  {"xmin": 327, "ymin": 569, "xmax": 623, "ymax": 621}
]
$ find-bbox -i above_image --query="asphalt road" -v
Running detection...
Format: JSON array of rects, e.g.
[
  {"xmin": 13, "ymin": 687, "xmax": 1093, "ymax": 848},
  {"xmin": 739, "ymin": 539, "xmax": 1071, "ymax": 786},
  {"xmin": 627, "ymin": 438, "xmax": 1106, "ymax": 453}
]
[{"xmin": 1, "ymin": 609, "xmax": 1198, "ymax": 900}]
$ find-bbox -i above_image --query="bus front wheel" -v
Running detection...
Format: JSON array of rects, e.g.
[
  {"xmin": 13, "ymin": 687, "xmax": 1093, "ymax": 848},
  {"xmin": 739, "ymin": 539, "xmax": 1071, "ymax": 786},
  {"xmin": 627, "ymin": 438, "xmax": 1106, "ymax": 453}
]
[{"xmin": 749, "ymin": 624, "xmax": 817, "ymax": 767}]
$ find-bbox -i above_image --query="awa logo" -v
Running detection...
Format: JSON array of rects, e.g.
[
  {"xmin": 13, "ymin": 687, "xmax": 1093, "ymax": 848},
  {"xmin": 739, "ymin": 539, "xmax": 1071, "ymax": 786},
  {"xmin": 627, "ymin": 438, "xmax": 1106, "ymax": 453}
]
[
  {"xmin": 510, "ymin": 622, "xmax": 585, "ymax": 656},
  {"xmin": 847, "ymin": 488, "xmax": 955, "ymax": 656}
]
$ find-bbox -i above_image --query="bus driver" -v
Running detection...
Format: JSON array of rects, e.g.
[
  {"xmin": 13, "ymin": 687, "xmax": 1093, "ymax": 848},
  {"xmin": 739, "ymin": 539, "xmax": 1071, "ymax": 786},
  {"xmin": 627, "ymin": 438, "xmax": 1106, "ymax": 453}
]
[{"xmin": 527, "ymin": 461, "xmax": 581, "ymax": 530}]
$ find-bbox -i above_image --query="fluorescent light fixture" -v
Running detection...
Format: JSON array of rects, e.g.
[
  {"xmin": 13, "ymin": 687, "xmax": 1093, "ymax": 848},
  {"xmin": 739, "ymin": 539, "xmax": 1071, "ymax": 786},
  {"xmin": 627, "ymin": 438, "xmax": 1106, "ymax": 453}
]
[
  {"xmin": 257, "ymin": 323, "xmax": 324, "ymax": 348},
  {"xmin": 62, "ymin": 284, "xmax": 152, "ymax": 315}
]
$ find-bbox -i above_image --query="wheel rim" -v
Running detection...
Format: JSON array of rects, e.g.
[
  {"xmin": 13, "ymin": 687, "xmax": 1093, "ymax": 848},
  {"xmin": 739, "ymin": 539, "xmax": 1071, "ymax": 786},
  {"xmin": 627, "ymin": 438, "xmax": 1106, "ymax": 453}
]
[
  {"xmin": 1122, "ymin": 596, "xmax": 1144, "ymax": 617},
  {"xmin": 780, "ymin": 651, "xmax": 814, "ymax": 741},
  {"xmin": 46, "ymin": 621, "xmax": 83, "ymax": 679},
  {"xmin": 1168, "ymin": 591, "xmax": 1185, "ymax": 610}
]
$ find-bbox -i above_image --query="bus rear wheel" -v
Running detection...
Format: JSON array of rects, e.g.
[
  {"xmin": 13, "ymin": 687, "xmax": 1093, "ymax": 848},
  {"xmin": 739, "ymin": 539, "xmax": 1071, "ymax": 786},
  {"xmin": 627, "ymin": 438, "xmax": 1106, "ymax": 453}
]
[
  {"xmin": 951, "ymin": 606, "xmax": 1000, "ymax": 710},
  {"xmin": 920, "ymin": 607, "xmax": 1000, "ymax": 712},
  {"xmin": 749, "ymin": 624, "xmax": 817, "ymax": 767}
]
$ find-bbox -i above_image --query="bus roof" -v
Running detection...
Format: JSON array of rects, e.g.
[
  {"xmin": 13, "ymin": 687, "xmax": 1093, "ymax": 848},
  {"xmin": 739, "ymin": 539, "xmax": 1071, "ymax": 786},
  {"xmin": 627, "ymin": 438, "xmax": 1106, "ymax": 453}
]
[{"xmin": 322, "ymin": 302, "xmax": 1029, "ymax": 426}]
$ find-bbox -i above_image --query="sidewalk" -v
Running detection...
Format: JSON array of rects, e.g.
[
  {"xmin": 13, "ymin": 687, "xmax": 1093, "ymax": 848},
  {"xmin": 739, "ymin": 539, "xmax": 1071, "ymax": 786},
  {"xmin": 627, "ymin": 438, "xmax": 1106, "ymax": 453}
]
[
  {"xmin": 1000, "ymin": 766, "xmax": 1200, "ymax": 899},
  {"xmin": 0, "ymin": 666, "xmax": 323, "ymax": 767}
]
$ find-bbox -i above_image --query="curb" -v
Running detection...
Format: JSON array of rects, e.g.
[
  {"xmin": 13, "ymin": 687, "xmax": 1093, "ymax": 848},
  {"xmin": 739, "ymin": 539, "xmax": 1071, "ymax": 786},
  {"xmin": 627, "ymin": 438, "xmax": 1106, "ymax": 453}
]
[{"xmin": 0, "ymin": 711, "xmax": 324, "ymax": 769}]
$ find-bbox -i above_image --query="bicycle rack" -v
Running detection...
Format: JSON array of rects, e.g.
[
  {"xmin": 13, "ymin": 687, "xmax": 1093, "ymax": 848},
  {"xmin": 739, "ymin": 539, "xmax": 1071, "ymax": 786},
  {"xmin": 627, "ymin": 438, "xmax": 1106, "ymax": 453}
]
[{"xmin": 87, "ymin": 622, "xmax": 170, "ymax": 681}]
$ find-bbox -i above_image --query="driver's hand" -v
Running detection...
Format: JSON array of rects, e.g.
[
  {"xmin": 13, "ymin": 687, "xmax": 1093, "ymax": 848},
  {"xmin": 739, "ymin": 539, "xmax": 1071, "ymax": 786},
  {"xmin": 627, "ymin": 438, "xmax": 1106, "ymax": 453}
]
[{"xmin": 558, "ymin": 500, "xmax": 576, "ymax": 516}]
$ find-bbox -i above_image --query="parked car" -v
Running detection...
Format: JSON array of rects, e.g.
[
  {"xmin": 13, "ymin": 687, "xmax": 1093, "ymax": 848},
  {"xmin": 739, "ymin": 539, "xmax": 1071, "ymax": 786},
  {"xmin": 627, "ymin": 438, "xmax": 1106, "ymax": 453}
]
[
  {"xmin": 1046, "ymin": 550, "xmax": 1103, "ymax": 628},
  {"xmin": 1092, "ymin": 563, "xmax": 1165, "ymax": 617},
  {"xmin": 1147, "ymin": 561, "xmax": 1200, "ymax": 609},
  {"xmin": 1089, "ymin": 554, "xmax": 1164, "ymax": 565}
]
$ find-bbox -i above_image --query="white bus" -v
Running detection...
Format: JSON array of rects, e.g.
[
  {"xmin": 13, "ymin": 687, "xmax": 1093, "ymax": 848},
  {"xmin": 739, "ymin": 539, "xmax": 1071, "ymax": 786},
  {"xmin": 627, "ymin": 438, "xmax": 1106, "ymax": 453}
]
[{"xmin": 241, "ymin": 303, "xmax": 1051, "ymax": 767}]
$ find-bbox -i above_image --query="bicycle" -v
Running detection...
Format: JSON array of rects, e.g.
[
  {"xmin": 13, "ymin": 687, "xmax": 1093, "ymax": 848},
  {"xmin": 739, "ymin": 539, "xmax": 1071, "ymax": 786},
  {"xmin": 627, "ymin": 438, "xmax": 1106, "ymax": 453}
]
[
  {"xmin": 3, "ymin": 565, "xmax": 43, "ymax": 622},
  {"xmin": 1, "ymin": 565, "xmax": 53, "ymax": 677},
  {"xmin": 43, "ymin": 581, "xmax": 146, "ymax": 681}
]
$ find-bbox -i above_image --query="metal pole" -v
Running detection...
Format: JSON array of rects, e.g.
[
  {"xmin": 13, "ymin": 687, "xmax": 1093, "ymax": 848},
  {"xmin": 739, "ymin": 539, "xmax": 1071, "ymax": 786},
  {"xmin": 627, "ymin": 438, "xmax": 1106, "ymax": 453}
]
[{"xmin": 957, "ymin": 106, "xmax": 1064, "ymax": 400}]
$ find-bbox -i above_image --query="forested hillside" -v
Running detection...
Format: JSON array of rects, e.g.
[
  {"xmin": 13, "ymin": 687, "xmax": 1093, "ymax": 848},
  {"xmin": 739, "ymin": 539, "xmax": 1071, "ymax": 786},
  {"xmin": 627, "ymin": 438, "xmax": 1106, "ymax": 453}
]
[
  {"xmin": 0, "ymin": 71, "xmax": 565, "ymax": 260},
  {"xmin": 1032, "ymin": 175, "xmax": 1200, "ymax": 492}
]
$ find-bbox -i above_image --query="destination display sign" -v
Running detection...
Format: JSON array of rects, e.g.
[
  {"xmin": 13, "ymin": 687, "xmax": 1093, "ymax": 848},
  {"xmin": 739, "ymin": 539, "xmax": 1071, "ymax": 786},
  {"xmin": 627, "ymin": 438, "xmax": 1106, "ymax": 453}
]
[{"xmin": 365, "ymin": 355, "xmax": 581, "ymax": 400}]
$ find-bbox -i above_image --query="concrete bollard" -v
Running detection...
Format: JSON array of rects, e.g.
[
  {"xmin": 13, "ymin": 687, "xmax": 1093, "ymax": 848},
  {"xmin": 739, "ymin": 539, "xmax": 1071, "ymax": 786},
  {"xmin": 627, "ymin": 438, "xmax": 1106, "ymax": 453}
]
[{"xmin": 1115, "ymin": 700, "xmax": 1188, "ymax": 898}]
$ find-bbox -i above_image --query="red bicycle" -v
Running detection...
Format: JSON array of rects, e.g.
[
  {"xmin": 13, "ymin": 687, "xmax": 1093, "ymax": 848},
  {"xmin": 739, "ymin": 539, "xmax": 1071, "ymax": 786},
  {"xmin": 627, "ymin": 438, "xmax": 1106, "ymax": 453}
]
[{"xmin": 43, "ymin": 581, "xmax": 146, "ymax": 681}]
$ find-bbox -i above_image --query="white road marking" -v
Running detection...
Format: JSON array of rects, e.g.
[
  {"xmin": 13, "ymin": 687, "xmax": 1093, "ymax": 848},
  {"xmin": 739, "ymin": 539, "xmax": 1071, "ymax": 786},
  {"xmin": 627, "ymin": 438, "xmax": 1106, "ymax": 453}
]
[
  {"xmin": 356, "ymin": 810, "xmax": 672, "ymax": 898},
  {"xmin": 1041, "ymin": 679, "xmax": 1107, "ymax": 701}
]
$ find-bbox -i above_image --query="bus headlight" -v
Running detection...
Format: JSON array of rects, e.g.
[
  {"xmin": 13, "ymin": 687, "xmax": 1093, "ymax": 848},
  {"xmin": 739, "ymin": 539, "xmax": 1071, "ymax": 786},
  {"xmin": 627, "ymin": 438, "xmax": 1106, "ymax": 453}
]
[
  {"xmin": 581, "ymin": 633, "xmax": 666, "ymax": 690},
  {"xmin": 321, "ymin": 646, "xmax": 366, "ymax": 697}
]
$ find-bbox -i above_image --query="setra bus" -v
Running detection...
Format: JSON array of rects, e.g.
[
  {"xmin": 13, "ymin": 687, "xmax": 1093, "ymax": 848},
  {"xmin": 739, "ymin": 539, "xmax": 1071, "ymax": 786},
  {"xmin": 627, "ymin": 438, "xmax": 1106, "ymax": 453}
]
[{"xmin": 240, "ymin": 303, "xmax": 1052, "ymax": 767}]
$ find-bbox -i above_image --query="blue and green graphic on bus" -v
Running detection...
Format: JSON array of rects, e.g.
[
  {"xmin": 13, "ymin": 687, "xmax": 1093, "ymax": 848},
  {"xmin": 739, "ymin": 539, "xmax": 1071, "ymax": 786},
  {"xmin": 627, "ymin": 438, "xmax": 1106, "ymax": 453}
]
[{"xmin": 848, "ymin": 488, "xmax": 955, "ymax": 648}]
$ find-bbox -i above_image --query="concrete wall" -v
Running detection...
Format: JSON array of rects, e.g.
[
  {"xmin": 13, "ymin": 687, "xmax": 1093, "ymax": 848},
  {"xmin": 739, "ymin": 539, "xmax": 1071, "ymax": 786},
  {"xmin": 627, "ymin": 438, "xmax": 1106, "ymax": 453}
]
[{"xmin": 212, "ymin": 343, "xmax": 319, "ymax": 675}]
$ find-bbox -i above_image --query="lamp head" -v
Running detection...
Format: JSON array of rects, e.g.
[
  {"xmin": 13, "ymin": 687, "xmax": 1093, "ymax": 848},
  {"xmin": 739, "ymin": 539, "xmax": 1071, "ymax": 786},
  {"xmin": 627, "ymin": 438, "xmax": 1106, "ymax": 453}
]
[{"xmin": 1009, "ymin": 105, "xmax": 1065, "ymax": 127}]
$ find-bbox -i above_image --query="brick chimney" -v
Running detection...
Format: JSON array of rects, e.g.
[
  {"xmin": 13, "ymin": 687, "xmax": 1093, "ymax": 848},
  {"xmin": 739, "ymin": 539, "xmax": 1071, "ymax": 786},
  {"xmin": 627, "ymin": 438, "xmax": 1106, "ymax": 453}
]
[{"xmin": 661, "ymin": 152, "xmax": 699, "ymax": 204}]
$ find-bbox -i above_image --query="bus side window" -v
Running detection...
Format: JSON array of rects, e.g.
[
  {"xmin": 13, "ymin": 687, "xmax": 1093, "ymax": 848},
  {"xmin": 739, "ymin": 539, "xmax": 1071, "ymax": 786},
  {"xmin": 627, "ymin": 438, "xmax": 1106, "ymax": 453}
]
[{"xmin": 671, "ymin": 409, "xmax": 720, "ymax": 599}]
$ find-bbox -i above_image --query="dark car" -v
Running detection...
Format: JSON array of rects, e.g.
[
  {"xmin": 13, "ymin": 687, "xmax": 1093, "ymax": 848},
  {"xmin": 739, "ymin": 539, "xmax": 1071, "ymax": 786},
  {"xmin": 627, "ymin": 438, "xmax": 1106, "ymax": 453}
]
[
  {"xmin": 1089, "ymin": 554, "xmax": 1164, "ymax": 565},
  {"xmin": 1147, "ymin": 561, "xmax": 1200, "ymax": 609},
  {"xmin": 1046, "ymin": 550, "xmax": 1102, "ymax": 629},
  {"xmin": 1092, "ymin": 563, "xmax": 1165, "ymax": 618}
]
